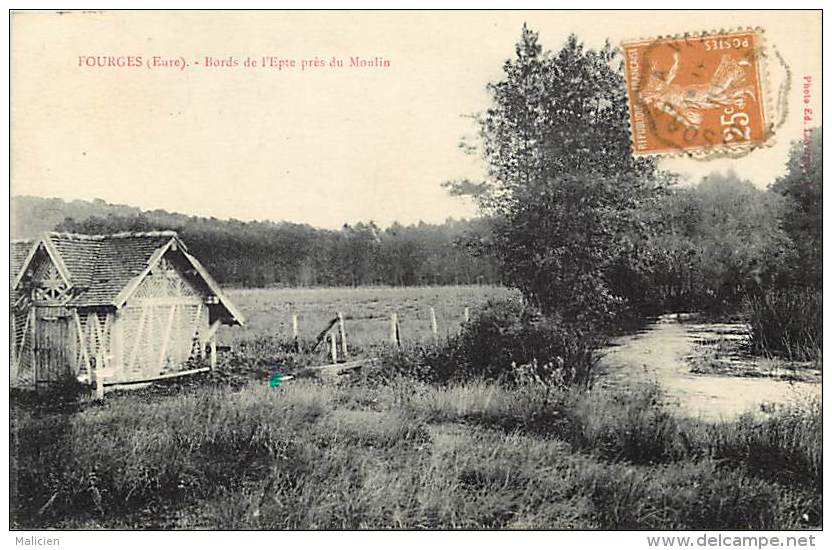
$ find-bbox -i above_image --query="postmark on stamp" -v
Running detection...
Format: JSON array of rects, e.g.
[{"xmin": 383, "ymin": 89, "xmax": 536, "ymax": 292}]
[{"xmin": 622, "ymin": 30, "xmax": 770, "ymax": 157}]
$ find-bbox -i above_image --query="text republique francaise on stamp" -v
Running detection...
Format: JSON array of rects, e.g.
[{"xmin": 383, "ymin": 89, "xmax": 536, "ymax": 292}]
[{"xmin": 622, "ymin": 30, "xmax": 770, "ymax": 157}]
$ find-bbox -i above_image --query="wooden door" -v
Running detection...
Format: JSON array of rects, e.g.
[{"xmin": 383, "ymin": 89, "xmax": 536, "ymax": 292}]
[{"xmin": 34, "ymin": 308, "xmax": 75, "ymax": 386}]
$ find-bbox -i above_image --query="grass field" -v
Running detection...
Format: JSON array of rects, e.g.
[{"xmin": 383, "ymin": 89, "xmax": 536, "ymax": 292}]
[
  {"xmin": 221, "ymin": 286, "xmax": 517, "ymax": 351},
  {"xmin": 12, "ymin": 377, "xmax": 820, "ymax": 529}
]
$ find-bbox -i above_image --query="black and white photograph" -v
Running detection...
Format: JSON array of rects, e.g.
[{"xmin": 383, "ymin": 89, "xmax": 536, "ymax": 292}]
[{"xmin": 6, "ymin": 7, "xmax": 824, "ymax": 541}]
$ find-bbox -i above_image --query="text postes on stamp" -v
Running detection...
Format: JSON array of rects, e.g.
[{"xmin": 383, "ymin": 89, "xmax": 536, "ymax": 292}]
[{"xmin": 623, "ymin": 30, "xmax": 769, "ymax": 157}]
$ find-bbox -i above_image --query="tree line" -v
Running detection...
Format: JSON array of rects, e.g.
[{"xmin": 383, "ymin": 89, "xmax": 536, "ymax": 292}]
[{"xmin": 50, "ymin": 211, "xmax": 500, "ymax": 288}]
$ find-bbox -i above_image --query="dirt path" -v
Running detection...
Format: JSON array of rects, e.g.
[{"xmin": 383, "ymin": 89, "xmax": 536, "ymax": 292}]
[{"xmin": 596, "ymin": 314, "xmax": 821, "ymax": 422}]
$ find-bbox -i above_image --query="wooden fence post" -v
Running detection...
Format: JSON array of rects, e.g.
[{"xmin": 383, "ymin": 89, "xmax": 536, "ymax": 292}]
[
  {"xmin": 338, "ymin": 312, "xmax": 348, "ymax": 357},
  {"xmin": 329, "ymin": 331, "xmax": 338, "ymax": 364},
  {"xmin": 292, "ymin": 313, "xmax": 300, "ymax": 352},
  {"xmin": 463, "ymin": 307, "xmax": 470, "ymax": 323},
  {"xmin": 429, "ymin": 307, "xmax": 438, "ymax": 342},
  {"xmin": 390, "ymin": 313, "xmax": 400, "ymax": 346}
]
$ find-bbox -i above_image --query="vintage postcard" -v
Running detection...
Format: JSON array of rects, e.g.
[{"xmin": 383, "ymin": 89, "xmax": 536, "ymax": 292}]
[{"xmin": 7, "ymin": 9, "xmax": 822, "ymax": 542}]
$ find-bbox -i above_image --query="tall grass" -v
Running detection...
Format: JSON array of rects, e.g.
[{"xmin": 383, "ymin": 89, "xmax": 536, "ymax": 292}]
[
  {"xmin": 12, "ymin": 377, "xmax": 820, "ymax": 529},
  {"xmin": 746, "ymin": 288, "xmax": 822, "ymax": 362}
]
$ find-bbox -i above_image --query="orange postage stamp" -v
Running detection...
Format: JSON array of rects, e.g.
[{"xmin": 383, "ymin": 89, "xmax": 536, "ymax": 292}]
[{"xmin": 622, "ymin": 30, "xmax": 769, "ymax": 157}]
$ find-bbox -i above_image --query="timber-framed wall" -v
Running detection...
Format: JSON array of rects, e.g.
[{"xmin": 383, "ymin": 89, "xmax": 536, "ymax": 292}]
[{"xmin": 10, "ymin": 231, "xmax": 243, "ymax": 390}]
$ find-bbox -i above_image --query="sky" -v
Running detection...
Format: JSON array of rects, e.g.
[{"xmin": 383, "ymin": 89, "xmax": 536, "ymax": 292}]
[{"xmin": 11, "ymin": 10, "xmax": 821, "ymax": 229}]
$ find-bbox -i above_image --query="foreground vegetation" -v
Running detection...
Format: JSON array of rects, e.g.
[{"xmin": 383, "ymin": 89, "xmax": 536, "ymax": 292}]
[{"xmin": 11, "ymin": 375, "xmax": 820, "ymax": 530}]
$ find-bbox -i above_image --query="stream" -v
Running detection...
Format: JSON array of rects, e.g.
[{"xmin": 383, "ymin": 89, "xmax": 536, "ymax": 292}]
[{"xmin": 596, "ymin": 313, "xmax": 821, "ymax": 422}]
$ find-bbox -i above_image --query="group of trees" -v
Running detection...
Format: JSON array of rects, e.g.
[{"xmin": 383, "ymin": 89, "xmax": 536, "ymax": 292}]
[
  {"xmin": 627, "ymin": 171, "xmax": 798, "ymax": 312},
  {"xmin": 53, "ymin": 212, "xmax": 499, "ymax": 287},
  {"xmin": 645, "ymin": 128, "xmax": 821, "ymax": 313},
  {"xmin": 448, "ymin": 26, "xmax": 662, "ymax": 329},
  {"xmin": 453, "ymin": 25, "xmax": 821, "ymax": 339}
]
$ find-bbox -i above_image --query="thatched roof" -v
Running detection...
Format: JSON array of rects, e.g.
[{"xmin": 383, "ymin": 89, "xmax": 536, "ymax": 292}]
[{"xmin": 12, "ymin": 231, "xmax": 244, "ymax": 325}]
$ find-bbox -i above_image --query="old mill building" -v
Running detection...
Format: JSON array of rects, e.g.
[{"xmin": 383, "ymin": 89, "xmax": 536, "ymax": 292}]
[{"xmin": 10, "ymin": 231, "xmax": 244, "ymax": 390}]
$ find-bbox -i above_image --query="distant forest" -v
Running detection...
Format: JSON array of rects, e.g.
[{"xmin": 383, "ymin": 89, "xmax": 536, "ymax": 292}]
[{"xmin": 11, "ymin": 196, "xmax": 500, "ymax": 287}]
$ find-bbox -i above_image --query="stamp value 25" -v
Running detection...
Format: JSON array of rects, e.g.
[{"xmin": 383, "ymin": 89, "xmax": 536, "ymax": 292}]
[{"xmin": 622, "ymin": 30, "xmax": 769, "ymax": 157}]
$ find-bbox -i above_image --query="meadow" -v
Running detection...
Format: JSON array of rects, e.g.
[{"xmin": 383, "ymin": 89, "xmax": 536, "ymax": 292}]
[{"xmin": 221, "ymin": 285, "xmax": 517, "ymax": 351}]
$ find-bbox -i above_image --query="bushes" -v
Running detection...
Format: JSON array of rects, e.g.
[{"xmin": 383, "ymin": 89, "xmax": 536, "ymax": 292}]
[
  {"xmin": 378, "ymin": 300, "xmax": 599, "ymax": 386},
  {"xmin": 453, "ymin": 300, "xmax": 599, "ymax": 385},
  {"xmin": 746, "ymin": 288, "xmax": 822, "ymax": 362}
]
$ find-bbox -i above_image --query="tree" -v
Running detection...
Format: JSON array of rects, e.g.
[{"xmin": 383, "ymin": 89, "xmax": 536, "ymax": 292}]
[
  {"xmin": 770, "ymin": 127, "xmax": 822, "ymax": 288},
  {"xmin": 481, "ymin": 27, "xmax": 654, "ymax": 191},
  {"xmin": 463, "ymin": 25, "xmax": 660, "ymax": 327}
]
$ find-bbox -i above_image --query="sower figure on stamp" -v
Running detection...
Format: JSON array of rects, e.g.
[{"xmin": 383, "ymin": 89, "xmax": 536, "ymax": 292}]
[{"xmin": 642, "ymin": 50, "xmax": 758, "ymax": 130}]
